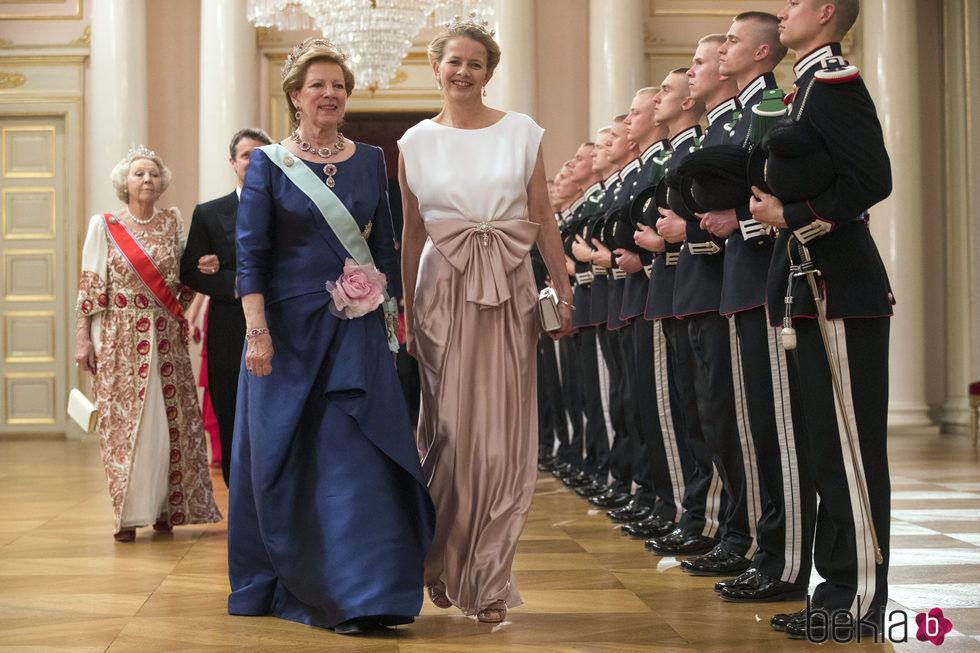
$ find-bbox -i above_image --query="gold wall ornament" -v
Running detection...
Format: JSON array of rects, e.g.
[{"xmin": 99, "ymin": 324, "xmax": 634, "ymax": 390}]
[
  {"xmin": 0, "ymin": 0, "xmax": 82, "ymax": 21},
  {"xmin": 0, "ymin": 38, "xmax": 13, "ymax": 47},
  {"xmin": 0, "ymin": 72, "xmax": 27, "ymax": 89},
  {"xmin": 68, "ymin": 25, "xmax": 90, "ymax": 47},
  {"xmin": 389, "ymin": 69, "xmax": 408, "ymax": 86}
]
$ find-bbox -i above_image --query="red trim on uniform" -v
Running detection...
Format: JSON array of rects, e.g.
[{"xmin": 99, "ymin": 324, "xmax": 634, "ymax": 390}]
[
  {"xmin": 816, "ymin": 71, "xmax": 860, "ymax": 84},
  {"xmin": 721, "ymin": 301, "xmax": 766, "ymax": 318},
  {"xmin": 804, "ymin": 201, "xmax": 835, "ymax": 231}
]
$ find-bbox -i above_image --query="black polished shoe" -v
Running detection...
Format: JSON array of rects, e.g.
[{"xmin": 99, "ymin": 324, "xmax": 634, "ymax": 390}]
[
  {"xmin": 607, "ymin": 500, "xmax": 652, "ymax": 524},
  {"xmin": 770, "ymin": 608, "xmax": 806, "ymax": 632},
  {"xmin": 588, "ymin": 490, "xmax": 631, "ymax": 508},
  {"xmin": 551, "ymin": 462, "xmax": 575, "ymax": 478},
  {"xmin": 574, "ymin": 480, "xmax": 609, "ymax": 498},
  {"xmin": 537, "ymin": 456, "xmax": 557, "ymax": 472},
  {"xmin": 680, "ymin": 542, "xmax": 751, "ymax": 576},
  {"xmin": 713, "ymin": 568, "xmax": 758, "ymax": 593},
  {"xmin": 720, "ymin": 571, "xmax": 807, "ymax": 603},
  {"xmin": 645, "ymin": 528, "xmax": 718, "ymax": 555},
  {"xmin": 560, "ymin": 470, "xmax": 592, "ymax": 488},
  {"xmin": 621, "ymin": 515, "xmax": 675, "ymax": 539}
]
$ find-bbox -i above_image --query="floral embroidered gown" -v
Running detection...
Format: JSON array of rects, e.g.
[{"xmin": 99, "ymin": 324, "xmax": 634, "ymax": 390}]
[{"xmin": 76, "ymin": 208, "xmax": 222, "ymax": 532}]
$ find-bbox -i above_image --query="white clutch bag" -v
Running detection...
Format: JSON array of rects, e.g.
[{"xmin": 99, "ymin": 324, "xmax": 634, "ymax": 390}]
[
  {"xmin": 538, "ymin": 287, "xmax": 561, "ymax": 332},
  {"xmin": 67, "ymin": 388, "xmax": 98, "ymax": 433}
]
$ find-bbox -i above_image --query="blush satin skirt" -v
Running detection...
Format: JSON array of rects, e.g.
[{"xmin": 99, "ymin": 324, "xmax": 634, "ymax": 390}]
[{"xmin": 414, "ymin": 217, "xmax": 541, "ymax": 614}]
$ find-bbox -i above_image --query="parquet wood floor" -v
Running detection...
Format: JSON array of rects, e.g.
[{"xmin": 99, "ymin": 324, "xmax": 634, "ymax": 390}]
[{"xmin": 0, "ymin": 431, "xmax": 977, "ymax": 652}]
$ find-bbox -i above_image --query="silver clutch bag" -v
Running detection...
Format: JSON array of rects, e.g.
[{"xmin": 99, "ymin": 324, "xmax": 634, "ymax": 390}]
[
  {"xmin": 538, "ymin": 287, "xmax": 561, "ymax": 332},
  {"xmin": 67, "ymin": 388, "xmax": 98, "ymax": 433}
]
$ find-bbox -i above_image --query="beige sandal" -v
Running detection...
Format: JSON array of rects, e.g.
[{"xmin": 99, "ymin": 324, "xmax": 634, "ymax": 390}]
[
  {"xmin": 477, "ymin": 600, "xmax": 507, "ymax": 623},
  {"xmin": 427, "ymin": 586, "xmax": 452, "ymax": 609}
]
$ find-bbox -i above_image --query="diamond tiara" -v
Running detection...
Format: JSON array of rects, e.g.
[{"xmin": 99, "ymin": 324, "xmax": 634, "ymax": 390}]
[
  {"xmin": 126, "ymin": 144, "xmax": 156, "ymax": 161},
  {"xmin": 444, "ymin": 11, "xmax": 495, "ymax": 39},
  {"xmin": 282, "ymin": 37, "xmax": 346, "ymax": 81}
]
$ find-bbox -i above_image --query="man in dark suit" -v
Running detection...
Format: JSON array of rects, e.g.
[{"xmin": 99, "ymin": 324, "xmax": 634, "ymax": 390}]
[{"xmin": 181, "ymin": 128, "xmax": 273, "ymax": 487}]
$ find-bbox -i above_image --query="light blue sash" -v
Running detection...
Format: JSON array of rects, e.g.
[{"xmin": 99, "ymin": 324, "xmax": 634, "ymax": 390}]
[{"xmin": 261, "ymin": 143, "xmax": 399, "ymax": 352}]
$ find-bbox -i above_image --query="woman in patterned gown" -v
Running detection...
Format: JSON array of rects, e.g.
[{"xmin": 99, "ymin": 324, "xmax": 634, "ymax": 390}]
[
  {"xmin": 398, "ymin": 20, "xmax": 573, "ymax": 623},
  {"xmin": 74, "ymin": 147, "xmax": 222, "ymax": 542}
]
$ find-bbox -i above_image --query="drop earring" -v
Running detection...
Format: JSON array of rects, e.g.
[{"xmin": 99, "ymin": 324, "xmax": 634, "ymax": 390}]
[
  {"xmin": 294, "ymin": 110, "xmax": 300, "ymax": 120},
  {"xmin": 482, "ymin": 85, "xmax": 487, "ymax": 97}
]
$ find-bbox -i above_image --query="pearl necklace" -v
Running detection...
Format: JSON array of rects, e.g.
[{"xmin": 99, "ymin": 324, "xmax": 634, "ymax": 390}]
[
  {"xmin": 290, "ymin": 130, "xmax": 345, "ymax": 159},
  {"xmin": 127, "ymin": 208, "xmax": 157, "ymax": 225}
]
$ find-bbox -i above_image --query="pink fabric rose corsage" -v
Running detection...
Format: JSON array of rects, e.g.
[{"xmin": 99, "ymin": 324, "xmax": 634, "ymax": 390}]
[{"xmin": 325, "ymin": 258, "xmax": 387, "ymax": 319}]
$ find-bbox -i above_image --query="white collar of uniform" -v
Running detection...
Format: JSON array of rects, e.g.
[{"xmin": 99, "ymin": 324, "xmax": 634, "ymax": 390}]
[
  {"xmin": 604, "ymin": 170, "xmax": 621, "ymax": 187},
  {"xmin": 669, "ymin": 125, "xmax": 700, "ymax": 150},
  {"xmin": 738, "ymin": 72, "xmax": 776, "ymax": 107},
  {"xmin": 640, "ymin": 140, "xmax": 667, "ymax": 163},
  {"xmin": 621, "ymin": 158, "xmax": 641, "ymax": 178},
  {"xmin": 569, "ymin": 194, "xmax": 586, "ymax": 213},
  {"xmin": 584, "ymin": 181, "xmax": 603, "ymax": 198},
  {"xmin": 794, "ymin": 43, "xmax": 838, "ymax": 78},
  {"xmin": 561, "ymin": 208, "xmax": 573, "ymax": 222},
  {"xmin": 707, "ymin": 97, "xmax": 738, "ymax": 126}
]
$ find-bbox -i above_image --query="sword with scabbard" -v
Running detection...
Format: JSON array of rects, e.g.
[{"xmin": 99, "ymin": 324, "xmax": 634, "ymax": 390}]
[{"xmin": 780, "ymin": 235, "xmax": 884, "ymax": 565}]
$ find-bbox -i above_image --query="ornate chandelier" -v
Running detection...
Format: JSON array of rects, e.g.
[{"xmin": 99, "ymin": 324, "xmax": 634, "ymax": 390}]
[{"xmin": 246, "ymin": 0, "xmax": 494, "ymax": 91}]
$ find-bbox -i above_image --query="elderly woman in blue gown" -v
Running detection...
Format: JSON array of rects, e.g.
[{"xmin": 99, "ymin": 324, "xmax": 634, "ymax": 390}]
[{"xmin": 226, "ymin": 38, "xmax": 434, "ymax": 635}]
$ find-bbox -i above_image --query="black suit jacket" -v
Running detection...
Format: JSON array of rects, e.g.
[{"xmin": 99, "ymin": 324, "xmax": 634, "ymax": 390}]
[
  {"xmin": 180, "ymin": 190, "xmax": 246, "ymax": 485},
  {"xmin": 180, "ymin": 190, "xmax": 240, "ymax": 303}
]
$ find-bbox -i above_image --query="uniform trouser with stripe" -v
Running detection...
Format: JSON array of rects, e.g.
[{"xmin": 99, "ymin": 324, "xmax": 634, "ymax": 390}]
[
  {"xmin": 536, "ymin": 334, "xmax": 569, "ymax": 462},
  {"xmin": 604, "ymin": 326, "xmax": 635, "ymax": 493},
  {"xmin": 661, "ymin": 316, "xmax": 722, "ymax": 537},
  {"xmin": 574, "ymin": 327, "xmax": 610, "ymax": 479},
  {"xmin": 556, "ymin": 335, "xmax": 584, "ymax": 465},
  {"xmin": 617, "ymin": 320, "xmax": 655, "ymax": 504},
  {"xmin": 790, "ymin": 316, "xmax": 890, "ymax": 619},
  {"xmin": 592, "ymin": 326, "xmax": 617, "ymax": 483},
  {"xmin": 687, "ymin": 312, "xmax": 755, "ymax": 556},
  {"xmin": 633, "ymin": 317, "xmax": 688, "ymax": 521},
  {"xmin": 732, "ymin": 307, "xmax": 815, "ymax": 583}
]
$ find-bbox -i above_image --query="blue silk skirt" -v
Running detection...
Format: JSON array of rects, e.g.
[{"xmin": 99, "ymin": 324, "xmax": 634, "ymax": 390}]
[{"xmin": 227, "ymin": 289, "xmax": 435, "ymax": 628}]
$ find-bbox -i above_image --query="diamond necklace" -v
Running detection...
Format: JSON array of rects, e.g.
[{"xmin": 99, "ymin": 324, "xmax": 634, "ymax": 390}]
[
  {"xmin": 290, "ymin": 130, "xmax": 345, "ymax": 187},
  {"xmin": 290, "ymin": 130, "xmax": 345, "ymax": 159}
]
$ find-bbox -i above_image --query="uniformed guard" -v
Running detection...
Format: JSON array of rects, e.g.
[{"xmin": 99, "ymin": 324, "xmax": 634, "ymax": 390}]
[
  {"xmin": 669, "ymin": 35, "xmax": 758, "ymax": 580},
  {"xmin": 618, "ymin": 88, "xmax": 689, "ymax": 542},
  {"xmin": 750, "ymin": 0, "xmax": 893, "ymax": 640},
  {"xmin": 563, "ymin": 130, "xmax": 617, "ymax": 497},
  {"xmin": 537, "ymin": 170, "xmax": 582, "ymax": 473},
  {"xmin": 697, "ymin": 11, "xmax": 815, "ymax": 605},
  {"xmin": 590, "ymin": 115, "xmax": 651, "ymax": 521},
  {"xmin": 575, "ymin": 125, "xmax": 629, "ymax": 508},
  {"xmin": 641, "ymin": 69, "xmax": 724, "ymax": 558}
]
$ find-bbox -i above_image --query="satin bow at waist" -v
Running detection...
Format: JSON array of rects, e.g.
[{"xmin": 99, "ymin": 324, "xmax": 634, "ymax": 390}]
[{"xmin": 423, "ymin": 217, "xmax": 540, "ymax": 307}]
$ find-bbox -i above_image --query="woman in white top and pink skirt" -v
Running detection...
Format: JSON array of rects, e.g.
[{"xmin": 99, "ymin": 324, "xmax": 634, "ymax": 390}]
[{"xmin": 398, "ymin": 18, "xmax": 573, "ymax": 624}]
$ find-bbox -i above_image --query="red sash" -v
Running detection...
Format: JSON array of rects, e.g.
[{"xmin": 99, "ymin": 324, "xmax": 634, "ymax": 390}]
[{"xmin": 102, "ymin": 213, "xmax": 186, "ymax": 323}]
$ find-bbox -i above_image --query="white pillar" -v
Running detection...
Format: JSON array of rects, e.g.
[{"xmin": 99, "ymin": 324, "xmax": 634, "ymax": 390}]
[
  {"xmin": 940, "ymin": 0, "xmax": 980, "ymax": 431},
  {"xmin": 588, "ymin": 0, "xmax": 645, "ymax": 135},
  {"xmin": 862, "ymin": 1, "xmax": 931, "ymax": 427},
  {"xmin": 88, "ymin": 0, "xmax": 147, "ymax": 216},
  {"xmin": 199, "ymin": 0, "xmax": 259, "ymax": 200},
  {"xmin": 486, "ymin": 0, "xmax": 536, "ymax": 116}
]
